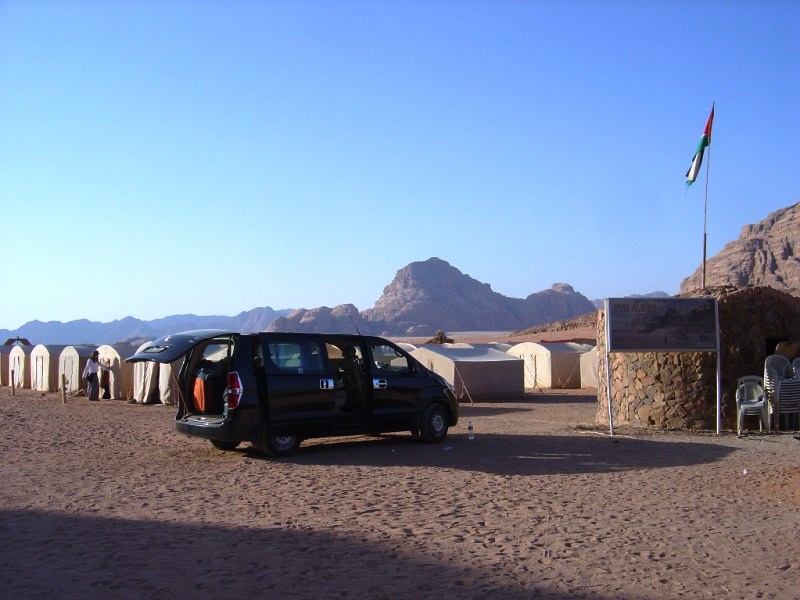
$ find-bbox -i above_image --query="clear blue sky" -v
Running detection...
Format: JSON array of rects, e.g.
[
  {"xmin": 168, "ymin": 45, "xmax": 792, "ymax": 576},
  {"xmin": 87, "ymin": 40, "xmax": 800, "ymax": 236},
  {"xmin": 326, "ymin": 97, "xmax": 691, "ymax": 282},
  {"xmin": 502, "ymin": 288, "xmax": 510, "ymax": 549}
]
[{"xmin": 1, "ymin": 0, "xmax": 798, "ymax": 329}]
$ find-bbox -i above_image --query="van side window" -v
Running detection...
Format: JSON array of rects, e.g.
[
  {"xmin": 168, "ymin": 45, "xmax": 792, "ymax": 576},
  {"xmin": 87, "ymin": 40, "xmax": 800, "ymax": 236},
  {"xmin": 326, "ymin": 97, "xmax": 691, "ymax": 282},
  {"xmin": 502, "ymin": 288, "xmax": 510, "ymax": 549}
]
[
  {"xmin": 325, "ymin": 343, "xmax": 363, "ymax": 369},
  {"xmin": 370, "ymin": 343, "xmax": 411, "ymax": 374},
  {"xmin": 266, "ymin": 341, "xmax": 324, "ymax": 375}
]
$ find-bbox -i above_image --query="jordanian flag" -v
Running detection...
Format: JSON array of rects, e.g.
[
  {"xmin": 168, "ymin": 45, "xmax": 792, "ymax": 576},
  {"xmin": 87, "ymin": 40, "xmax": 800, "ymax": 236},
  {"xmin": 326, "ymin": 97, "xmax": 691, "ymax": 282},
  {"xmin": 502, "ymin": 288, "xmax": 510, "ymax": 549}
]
[{"xmin": 686, "ymin": 105, "xmax": 714, "ymax": 185}]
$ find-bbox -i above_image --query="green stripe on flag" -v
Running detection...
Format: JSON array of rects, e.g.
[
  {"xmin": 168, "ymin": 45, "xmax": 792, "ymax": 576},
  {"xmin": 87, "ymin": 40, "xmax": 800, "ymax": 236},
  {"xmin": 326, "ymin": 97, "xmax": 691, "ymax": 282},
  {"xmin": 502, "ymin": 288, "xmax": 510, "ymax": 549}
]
[{"xmin": 686, "ymin": 106, "xmax": 714, "ymax": 186}]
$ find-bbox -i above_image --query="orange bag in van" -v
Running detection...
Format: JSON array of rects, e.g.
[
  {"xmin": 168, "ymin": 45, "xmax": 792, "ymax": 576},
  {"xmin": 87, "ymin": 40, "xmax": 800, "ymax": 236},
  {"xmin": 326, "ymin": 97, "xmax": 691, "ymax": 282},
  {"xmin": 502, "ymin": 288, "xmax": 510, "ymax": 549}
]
[{"xmin": 193, "ymin": 376, "xmax": 206, "ymax": 412}]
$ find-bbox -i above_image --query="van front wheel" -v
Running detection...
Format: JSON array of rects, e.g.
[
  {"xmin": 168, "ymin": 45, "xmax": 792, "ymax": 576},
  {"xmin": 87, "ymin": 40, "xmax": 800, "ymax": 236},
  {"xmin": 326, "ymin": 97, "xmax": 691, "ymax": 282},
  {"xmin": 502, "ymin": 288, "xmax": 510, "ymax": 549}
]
[
  {"xmin": 256, "ymin": 431, "xmax": 301, "ymax": 458},
  {"xmin": 419, "ymin": 404, "xmax": 448, "ymax": 444}
]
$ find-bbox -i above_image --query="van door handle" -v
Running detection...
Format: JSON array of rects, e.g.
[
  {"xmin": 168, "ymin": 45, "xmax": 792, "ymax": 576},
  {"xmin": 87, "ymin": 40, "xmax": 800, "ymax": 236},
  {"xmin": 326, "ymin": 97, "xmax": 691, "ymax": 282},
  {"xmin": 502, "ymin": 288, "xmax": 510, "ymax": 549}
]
[
  {"xmin": 320, "ymin": 378, "xmax": 335, "ymax": 390},
  {"xmin": 373, "ymin": 379, "xmax": 388, "ymax": 390}
]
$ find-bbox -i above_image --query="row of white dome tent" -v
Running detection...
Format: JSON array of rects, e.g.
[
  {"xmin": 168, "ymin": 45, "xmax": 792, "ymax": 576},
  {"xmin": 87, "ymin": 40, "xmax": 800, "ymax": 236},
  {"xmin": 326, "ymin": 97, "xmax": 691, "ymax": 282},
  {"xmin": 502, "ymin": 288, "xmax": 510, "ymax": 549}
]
[
  {"xmin": 407, "ymin": 341, "xmax": 599, "ymax": 400},
  {"xmin": 0, "ymin": 342, "xmax": 178, "ymax": 404},
  {"xmin": 1, "ymin": 342, "xmax": 83, "ymax": 390},
  {"xmin": 3, "ymin": 338, "xmax": 599, "ymax": 401},
  {"xmin": 4, "ymin": 343, "xmax": 135, "ymax": 397}
]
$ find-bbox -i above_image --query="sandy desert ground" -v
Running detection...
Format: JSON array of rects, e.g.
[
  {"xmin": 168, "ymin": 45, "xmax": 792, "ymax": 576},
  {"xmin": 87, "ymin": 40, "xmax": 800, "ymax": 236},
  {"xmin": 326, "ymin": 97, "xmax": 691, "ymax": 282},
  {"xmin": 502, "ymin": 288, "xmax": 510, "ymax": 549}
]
[{"xmin": 2, "ymin": 386, "xmax": 800, "ymax": 599}]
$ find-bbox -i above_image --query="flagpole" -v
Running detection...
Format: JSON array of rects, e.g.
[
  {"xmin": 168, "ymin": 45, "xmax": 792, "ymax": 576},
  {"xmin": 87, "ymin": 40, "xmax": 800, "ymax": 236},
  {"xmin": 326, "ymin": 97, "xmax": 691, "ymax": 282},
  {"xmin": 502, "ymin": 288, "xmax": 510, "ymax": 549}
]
[
  {"xmin": 702, "ymin": 143, "xmax": 710, "ymax": 289},
  {"xmin": 701, "ymin": 104, "xmax": 713, "ymax": 290}
]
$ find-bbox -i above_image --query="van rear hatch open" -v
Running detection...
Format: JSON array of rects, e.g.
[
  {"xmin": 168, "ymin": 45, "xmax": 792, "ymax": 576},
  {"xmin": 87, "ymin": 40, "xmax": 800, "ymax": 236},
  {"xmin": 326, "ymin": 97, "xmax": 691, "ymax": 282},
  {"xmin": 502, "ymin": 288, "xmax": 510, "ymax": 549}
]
[{"xmin": 126, "ymin": 329, "xmax": 237, "ymax": 364}]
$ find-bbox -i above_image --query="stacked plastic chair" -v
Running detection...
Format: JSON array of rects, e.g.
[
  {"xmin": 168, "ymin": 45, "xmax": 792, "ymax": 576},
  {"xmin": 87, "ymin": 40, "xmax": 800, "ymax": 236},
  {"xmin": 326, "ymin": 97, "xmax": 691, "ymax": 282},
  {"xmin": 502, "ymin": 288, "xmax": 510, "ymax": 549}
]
[
  {"xmin": 764, "ymin": 354, "xmax": 793, "ymax": 428},
  {"xmin": 793, "ymin": 357, "xmax": 800, "ymax": 378},
  {"xmin": 735, "ymin": 376, "xmax": 769, "ymax": 435},
  {"xmin": 776, "ymin": 377, "xmax": 800, "ymax": 431}
]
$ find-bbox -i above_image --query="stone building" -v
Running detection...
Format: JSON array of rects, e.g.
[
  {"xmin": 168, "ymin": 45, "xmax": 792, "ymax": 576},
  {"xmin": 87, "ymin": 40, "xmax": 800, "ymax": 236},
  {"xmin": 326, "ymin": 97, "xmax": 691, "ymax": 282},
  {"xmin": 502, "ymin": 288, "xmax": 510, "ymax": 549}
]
[{"xmin": 596, "ymin": 286, "xmax": 800, "ymax": 430}]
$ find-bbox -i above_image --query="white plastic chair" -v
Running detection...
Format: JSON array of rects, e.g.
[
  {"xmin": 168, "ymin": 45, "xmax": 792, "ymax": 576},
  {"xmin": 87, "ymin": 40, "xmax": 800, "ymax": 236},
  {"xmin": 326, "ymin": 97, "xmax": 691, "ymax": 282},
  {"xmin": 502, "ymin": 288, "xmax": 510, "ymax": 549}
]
[
  {"xmin": 764, "ymin": 354, "xmax": 792, "ymax": 423},
  {"xmin": 792, "ymin": 357, "xmax": 800, "ymax": 378},
  {"xmin": 776, "ymin": 378, "xmax": 800, "ymax": 431},
  {"xmin": 736, "ymin": 376, "xmax": 769, "ymax": 435}
]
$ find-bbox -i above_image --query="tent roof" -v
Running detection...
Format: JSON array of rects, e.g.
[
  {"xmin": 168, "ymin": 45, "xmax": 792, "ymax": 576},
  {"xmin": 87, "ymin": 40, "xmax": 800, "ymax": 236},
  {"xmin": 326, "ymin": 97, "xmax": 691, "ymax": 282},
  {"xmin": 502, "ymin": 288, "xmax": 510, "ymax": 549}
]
[
  {"xmin": 416, "ymin": 344, "xmax": 521, "ymax": 362},
  {"xmin": 31, "ymin": 344, "xmax": 68, "ymax": 354},
  {"xmin": 61, "ymin": 345, "xmax": 98, "ymax": 358},
  {"xmin": 97, "ymin": 343, "xmax": 138, "ymax": 359},
  {"xmin": 509, "ymin": 341, "xmax": 591, "ymax": 354}
]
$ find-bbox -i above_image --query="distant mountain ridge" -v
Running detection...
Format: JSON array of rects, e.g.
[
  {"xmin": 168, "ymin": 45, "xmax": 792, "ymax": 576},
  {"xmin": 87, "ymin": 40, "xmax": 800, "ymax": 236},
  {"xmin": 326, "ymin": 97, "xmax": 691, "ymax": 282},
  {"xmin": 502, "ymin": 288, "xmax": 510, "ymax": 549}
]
[
  {"xmin": 591, "ymin": 291, "xmax": 670, "ymax": 309},
  {"xmin": 1, "ymin": 307, "xmax": 291, "ymax": 346},
  {"xmin": 2, "ymin": 258, "xmax": 600, "ymax": 344},
  {"xmin": 15, "ymin": 207, "xmax": 798, "ymax": 348}
]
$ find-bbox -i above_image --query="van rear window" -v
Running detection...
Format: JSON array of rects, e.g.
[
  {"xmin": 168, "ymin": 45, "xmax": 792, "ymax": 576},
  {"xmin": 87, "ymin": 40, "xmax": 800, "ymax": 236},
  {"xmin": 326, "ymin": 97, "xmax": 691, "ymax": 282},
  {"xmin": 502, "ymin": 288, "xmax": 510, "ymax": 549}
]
[{"xmin": 140, "ymin": 345, "xmax": 169, "ymax": 355}]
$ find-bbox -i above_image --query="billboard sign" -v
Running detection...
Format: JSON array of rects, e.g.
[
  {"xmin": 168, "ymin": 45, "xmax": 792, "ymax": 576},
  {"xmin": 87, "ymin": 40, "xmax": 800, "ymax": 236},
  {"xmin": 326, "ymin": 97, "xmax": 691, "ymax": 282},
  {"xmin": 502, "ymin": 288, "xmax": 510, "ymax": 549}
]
[{"xmin": 605, "ymin": 297, "xmax": 718, "ymax": 352}]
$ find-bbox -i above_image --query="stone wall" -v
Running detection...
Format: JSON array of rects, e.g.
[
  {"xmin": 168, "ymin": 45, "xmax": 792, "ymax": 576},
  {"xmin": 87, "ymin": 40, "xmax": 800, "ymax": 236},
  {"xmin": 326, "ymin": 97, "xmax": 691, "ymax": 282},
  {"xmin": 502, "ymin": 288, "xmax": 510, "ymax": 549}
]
[{"xmin": 596, "ymin": 287, "xmax": 800, "ymax": 430}]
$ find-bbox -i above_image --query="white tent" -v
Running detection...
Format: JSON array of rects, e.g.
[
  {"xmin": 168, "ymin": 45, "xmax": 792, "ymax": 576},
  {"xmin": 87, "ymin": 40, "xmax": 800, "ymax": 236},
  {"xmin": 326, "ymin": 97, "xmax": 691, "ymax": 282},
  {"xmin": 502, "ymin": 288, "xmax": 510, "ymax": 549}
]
[
  {"xmin": 132, "ymin": 342, "xmax": 181, "ymax": 405},
  {"xmin": 507, "ymin": 342, "xmax": 592, "ymax": 389},
  {"xmin": 132, "ymin": 341, "xmax": 159, "ymax": 404},
  {"xmin": 97, "ymin": 344, "xmax": 137, "ymax": 400},
  {"xmin": 411, "ymin": 343, "xmax": 523, "ymax": 401},
  {"xmin": 9, "ymin": 345, "xmax": 32, "ymax": 389},
  {"xmin": 59, "ymin": 345, "xmax": 96, "ymax": 395},
  {"xmin": 580, "ymin": 346, "xmax": 599, "ymax": 389},
  {"xmin": 30, "ymin": 344, "xmax": 67, "ymax": 392},
  {"xmin": 0, "ymin": 345, "xmax": 13, "ymax": 386},
  {"xmin": 158, "ymin": 360, "xmax": 181, "ymax": 405}
]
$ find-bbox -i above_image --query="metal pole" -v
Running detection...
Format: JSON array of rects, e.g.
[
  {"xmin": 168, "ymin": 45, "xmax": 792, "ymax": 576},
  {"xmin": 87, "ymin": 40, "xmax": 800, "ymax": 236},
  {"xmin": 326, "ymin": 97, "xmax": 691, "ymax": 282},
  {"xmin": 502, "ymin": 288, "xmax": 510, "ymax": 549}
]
[
  {"xmin": 715, "ymin": 299, "xmax": 721, "ymax": 435},
  {"xmin": 604, "ymin": 301, "xmax": 615, "ymax": 436},
  {"xmin": 702, "ymin": 129, "xmax": 712, "ymax": 289}
]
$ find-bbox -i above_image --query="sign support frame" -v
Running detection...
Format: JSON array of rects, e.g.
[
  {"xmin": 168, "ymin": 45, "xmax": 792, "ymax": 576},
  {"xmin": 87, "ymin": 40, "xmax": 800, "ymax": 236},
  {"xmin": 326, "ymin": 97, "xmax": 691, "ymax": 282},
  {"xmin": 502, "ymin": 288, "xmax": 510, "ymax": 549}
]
[{"xmin": 603, "ymin": 297, "xmax": 721, "ymax": 436}]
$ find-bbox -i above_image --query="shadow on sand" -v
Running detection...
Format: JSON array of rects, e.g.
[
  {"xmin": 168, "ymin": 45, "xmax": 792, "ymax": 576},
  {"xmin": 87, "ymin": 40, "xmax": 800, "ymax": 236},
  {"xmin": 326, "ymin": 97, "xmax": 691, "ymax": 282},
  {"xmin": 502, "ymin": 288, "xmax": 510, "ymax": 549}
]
[
  {"xmin": 3, "ymin": 507, "xmax": 615, "ymax": 600},
  {"xmin": 272, "ymin": 431, "xmax": 737, "ymax": 476}
]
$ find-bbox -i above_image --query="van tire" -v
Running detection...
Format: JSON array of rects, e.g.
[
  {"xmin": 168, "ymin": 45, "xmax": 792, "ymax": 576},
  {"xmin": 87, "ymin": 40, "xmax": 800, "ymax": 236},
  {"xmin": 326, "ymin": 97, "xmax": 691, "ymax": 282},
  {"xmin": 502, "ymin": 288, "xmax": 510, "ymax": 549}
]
[
  {"xmin": 257, "ymin": 431, "xmax": 301, "ymax": 458},
  {"xmin": 210, "ymin": 440, "xmax": 240, "ymax": 451},
  {"xmin": 419, "ymin": 403, "xmax": 448, "ymax": 444}
]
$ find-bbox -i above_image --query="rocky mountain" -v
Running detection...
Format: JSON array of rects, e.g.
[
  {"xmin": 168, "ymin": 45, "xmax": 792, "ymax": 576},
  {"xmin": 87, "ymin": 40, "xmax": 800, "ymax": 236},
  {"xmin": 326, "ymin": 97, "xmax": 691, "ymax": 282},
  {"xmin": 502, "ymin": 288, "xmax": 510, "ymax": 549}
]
[
  {"xmin": 229, "ymin": 307, "xmax": 292, "ymax": 332},
  {"xmin": 271, "ymin": 257, "xmax": 597, "ymax": 336},
  {"xmin": 680, "ymin": 202, "xmax": 800, "ymax": 296},
  {"xmin": 267, "ymin": 304, "xmax": 371, "ymax": 335}
]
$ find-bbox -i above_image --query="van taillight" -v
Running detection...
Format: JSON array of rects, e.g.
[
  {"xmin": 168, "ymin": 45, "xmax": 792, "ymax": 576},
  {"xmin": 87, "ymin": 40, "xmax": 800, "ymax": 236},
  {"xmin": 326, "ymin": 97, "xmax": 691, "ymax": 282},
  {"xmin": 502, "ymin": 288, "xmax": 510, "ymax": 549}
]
[{"xmin": 225, "ymin": 371, "xmax": 243, "ymax": 410}]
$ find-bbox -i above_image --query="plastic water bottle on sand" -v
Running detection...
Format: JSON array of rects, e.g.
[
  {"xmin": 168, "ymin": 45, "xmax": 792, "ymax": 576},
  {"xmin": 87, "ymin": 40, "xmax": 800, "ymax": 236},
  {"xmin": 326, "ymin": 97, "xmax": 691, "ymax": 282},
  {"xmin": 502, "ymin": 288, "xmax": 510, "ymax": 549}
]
[{"xmin": 468, "ymin": 420, "xmax": 474, "ymax": 440}]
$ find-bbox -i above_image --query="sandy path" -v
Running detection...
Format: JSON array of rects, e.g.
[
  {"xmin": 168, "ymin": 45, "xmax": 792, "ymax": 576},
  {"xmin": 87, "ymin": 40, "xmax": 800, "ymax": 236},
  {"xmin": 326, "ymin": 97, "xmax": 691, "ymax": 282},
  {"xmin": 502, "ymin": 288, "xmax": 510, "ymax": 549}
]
[{"xmin": 1, "ymin": 388, "xmax": 799, "ymax": 599}]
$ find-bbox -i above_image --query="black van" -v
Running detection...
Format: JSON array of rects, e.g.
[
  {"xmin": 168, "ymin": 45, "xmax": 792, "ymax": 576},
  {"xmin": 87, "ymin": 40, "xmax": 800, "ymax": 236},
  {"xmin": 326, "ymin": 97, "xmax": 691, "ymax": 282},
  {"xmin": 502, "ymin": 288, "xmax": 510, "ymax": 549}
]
[{"xmin": 127, "ymin": 330, "xmax": 459, "ymax": 457}]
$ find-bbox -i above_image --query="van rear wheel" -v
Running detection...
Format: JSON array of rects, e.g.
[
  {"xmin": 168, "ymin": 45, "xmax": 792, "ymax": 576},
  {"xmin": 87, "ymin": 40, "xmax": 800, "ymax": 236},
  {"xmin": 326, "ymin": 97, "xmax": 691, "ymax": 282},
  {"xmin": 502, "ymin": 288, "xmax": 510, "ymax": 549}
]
[
  {"xmin": 419, "ymin": 404, "xmax": 448, "ymax": 443},
  {"xmin": 256, "ymin": 431, "xmax": 301, "ymax": 458}
]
